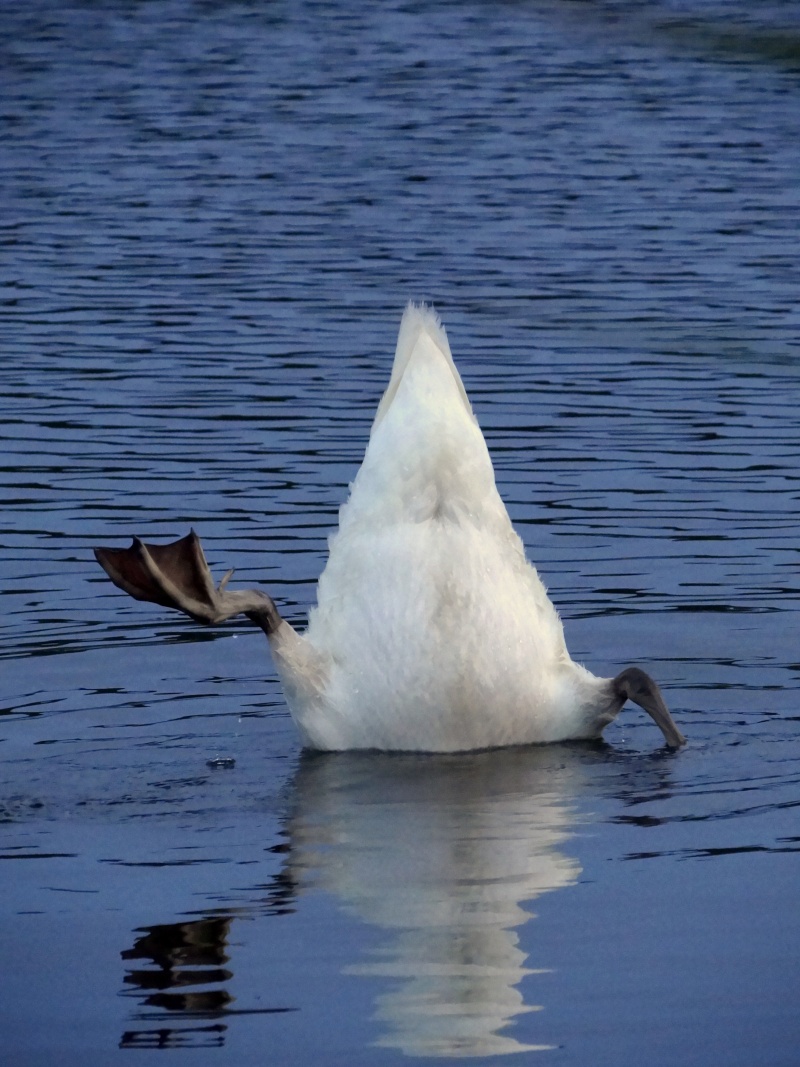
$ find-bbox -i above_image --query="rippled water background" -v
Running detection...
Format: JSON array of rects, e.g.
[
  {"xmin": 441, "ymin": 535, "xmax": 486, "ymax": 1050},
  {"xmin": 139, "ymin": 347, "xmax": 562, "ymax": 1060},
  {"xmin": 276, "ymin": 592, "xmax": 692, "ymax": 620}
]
[{"xmin": 2, "ymin": 1, "xmax": 799, "ymax": 1064}]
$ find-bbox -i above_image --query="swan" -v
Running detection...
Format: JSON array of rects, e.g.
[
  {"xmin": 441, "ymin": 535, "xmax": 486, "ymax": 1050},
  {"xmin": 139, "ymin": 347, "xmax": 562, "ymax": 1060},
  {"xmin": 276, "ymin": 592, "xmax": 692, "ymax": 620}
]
[{"xmin": 95, "ymin": 304, "xmax": 686, "ymax": 752}]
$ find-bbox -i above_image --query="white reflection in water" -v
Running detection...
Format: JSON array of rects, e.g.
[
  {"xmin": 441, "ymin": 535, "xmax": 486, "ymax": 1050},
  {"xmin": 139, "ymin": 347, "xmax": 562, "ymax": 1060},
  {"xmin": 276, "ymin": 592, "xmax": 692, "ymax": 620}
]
[{"xmin": 287, "ymin": 748, "xmax": 583, "ymax": 1057}]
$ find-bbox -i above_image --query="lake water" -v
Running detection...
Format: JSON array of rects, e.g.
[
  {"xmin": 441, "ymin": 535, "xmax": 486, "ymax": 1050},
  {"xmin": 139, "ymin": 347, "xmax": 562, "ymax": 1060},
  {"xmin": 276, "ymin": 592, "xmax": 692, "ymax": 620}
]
[{"xmin": 1, "ymin": 1, "xmax": 799, "ymax": 1064}]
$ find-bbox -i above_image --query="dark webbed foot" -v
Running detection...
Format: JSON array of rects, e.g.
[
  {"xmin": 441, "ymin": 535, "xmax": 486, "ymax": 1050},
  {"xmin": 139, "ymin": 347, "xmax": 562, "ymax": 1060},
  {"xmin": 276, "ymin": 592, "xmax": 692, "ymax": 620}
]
[{"xmin": 95, "ymin": 530, "xmax": 281, "ymax": 634}]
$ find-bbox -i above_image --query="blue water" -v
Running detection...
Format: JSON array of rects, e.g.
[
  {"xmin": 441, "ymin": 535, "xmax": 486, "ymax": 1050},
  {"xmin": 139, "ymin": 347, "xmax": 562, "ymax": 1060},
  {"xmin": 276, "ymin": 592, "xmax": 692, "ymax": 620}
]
[{"xmin": 1, "ymin": 1, "xmax": 799, "ymax": 1064}]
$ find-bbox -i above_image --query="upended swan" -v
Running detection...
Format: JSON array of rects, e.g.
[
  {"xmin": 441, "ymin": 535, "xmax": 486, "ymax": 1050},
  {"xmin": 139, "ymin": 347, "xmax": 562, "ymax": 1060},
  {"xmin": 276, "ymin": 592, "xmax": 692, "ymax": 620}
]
[{"xmin": 95, "ymin": 304, "xmax": 685, "ymax": 752}]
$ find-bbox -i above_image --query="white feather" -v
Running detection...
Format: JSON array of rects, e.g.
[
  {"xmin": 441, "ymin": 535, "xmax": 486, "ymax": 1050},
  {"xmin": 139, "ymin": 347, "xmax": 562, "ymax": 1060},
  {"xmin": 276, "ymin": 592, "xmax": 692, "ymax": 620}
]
[{"xmin": 268, "ymin": 303, "xmax": 611, "ymax": 751}]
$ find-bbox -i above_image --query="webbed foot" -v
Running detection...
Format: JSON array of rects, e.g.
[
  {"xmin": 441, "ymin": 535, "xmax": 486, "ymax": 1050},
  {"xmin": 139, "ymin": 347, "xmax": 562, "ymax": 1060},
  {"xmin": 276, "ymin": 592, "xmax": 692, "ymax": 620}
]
[{"xmin": 95, "ymin": 530, "xmax": 281, "ymax": 634}]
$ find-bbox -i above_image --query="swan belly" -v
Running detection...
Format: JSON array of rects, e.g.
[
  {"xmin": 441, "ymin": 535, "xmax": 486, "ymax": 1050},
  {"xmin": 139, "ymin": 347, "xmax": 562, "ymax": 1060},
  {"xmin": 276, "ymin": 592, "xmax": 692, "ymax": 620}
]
[{"xmin": 299, "ymin": 517, "xmax": 576, "ymax": 751}]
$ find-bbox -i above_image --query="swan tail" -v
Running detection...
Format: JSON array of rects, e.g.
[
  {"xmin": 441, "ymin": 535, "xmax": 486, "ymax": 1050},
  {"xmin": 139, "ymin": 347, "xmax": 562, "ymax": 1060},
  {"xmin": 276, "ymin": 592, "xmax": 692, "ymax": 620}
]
[
  {"xmin": 94, "ymin": 530, "xmax": 281, "ymax": 632},
  {"xmin": 371, "ymin": 302, "xmax": 474, "ymax": 434}
]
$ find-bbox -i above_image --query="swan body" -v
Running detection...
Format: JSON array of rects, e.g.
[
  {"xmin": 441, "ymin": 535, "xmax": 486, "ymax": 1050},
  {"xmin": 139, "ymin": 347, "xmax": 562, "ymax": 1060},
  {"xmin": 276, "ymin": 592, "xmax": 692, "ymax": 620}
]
[{"xmin": 95, "ymin": 305, "xmax": 685, "ymax": 752}]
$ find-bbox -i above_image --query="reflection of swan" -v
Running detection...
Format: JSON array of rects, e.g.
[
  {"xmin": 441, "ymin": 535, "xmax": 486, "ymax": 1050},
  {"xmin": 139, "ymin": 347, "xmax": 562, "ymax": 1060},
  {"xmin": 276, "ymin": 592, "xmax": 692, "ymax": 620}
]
[
  {"xmin": 119, "ymin": 913, "xmax": 296, "ymax": 1051},
  {"xmin": 120, "ymin": 917, "xmax": 233, "ymax": 1050},
  {"xmin": 118, "ymin": 749, "xmax": 585, "ymax": 1057},
  {"xmin": 96, "ymin": 305, "xmax": 685, "ymax": 752},
  {"xmin": 285, "ymin": 749, "xmax": 583, "ymax": 1057}
]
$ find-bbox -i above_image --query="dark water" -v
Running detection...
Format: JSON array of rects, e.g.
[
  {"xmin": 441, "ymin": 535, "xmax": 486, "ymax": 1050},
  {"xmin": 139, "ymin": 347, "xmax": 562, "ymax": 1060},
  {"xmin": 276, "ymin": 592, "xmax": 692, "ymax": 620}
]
[{"xmin": 2, "ymin": 1, "xmax": 799, "ymax": 1064}]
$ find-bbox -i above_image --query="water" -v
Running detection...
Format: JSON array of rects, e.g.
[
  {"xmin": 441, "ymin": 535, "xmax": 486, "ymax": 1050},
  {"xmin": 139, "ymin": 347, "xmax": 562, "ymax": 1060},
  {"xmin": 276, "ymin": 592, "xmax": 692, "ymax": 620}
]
[{"xmin": 2, "ymin": 0, "xmax": 799, "ymax": 1063}]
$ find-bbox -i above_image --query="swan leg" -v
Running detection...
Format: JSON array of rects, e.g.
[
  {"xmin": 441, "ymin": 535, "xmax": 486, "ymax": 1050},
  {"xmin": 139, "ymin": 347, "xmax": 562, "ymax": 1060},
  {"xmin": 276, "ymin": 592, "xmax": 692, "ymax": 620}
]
[
  {"xmin": 94, "ymin": 530, "xmax": 281, "ymax": 633},
  {"xmin": 613, "ymin": 667, "xmax": 686, "ymax": 748}
]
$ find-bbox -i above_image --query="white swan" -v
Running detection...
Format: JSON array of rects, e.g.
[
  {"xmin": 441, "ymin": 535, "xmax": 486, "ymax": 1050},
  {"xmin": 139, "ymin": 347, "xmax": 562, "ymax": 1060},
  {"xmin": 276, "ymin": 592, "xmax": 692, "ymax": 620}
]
[{"xmin": 96, "ymin": 304, "xmax": 685, "ymax": 751}]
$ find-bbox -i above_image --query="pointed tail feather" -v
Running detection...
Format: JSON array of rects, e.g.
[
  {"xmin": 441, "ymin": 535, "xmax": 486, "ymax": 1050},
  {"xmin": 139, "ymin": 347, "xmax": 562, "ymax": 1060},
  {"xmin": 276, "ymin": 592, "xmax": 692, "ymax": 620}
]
[{"xmin": 371, "ymin": 302, "xmax": 474, "ymax": 435}]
